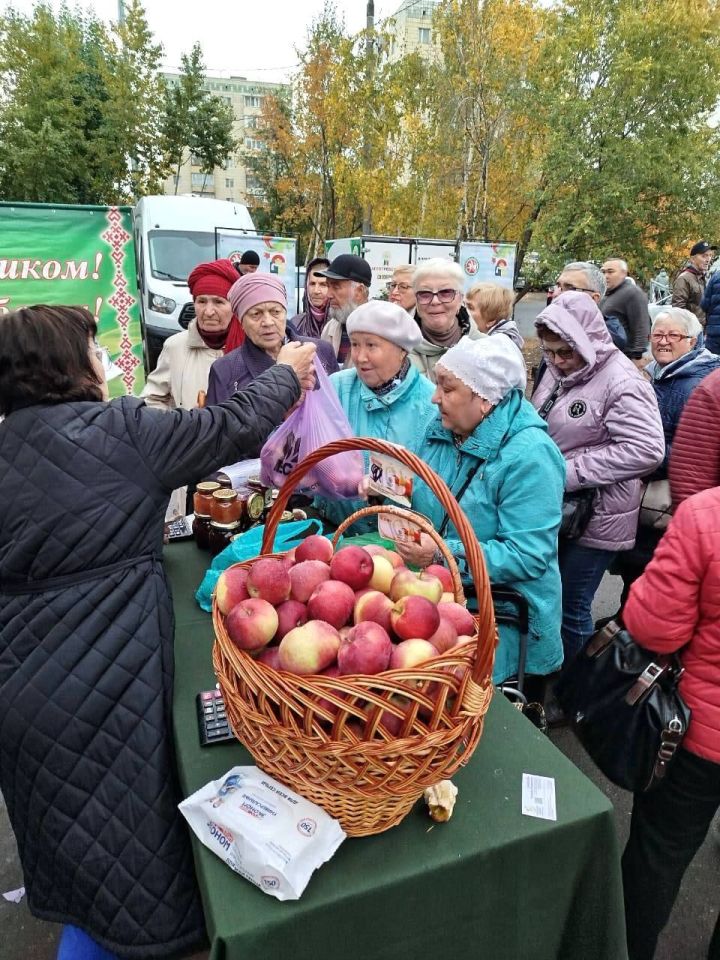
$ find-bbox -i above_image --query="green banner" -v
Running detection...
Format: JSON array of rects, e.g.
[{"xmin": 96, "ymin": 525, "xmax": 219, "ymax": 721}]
[{"xmin": 0, "ymin": 202, "xmax": 145, "ymax": 397}]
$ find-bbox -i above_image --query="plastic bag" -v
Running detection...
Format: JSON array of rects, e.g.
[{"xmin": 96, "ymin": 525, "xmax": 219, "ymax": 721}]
[
  {"xmin": 194, "ymin": 518, "xmax": 324, "ymax": 612},
  {"xmin": 260, "ymin": 359, "xmax": 364, "ymax": 500}
]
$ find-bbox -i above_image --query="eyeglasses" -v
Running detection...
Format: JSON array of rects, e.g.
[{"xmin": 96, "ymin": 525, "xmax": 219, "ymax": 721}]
[
  {"xmin": 556, "ymin": 282, "xmax": 596, "ymax": 295},
  {"xmin": 387, "ymin": 281, "xmax": 413, "ymax": 292},
  {"xmin": 91, "ymin": 340, "xmax": 104, "ymax": 362},
  {"xmin": 650, "ymin": 332, "xmax": 693, "ymax": 343},
  {"xmin": 541, "ymin": 345, "xmax": 576, "ymax": 361},
  {"xmin": 415, "ymin": 288, "xmax": 459, "ymax": 305}
]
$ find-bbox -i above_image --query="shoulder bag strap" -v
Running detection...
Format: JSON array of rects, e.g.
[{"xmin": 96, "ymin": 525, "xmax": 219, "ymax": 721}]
[
  {"xmin": 438, "ymin": 457, "xmax": 484, "ymax": 539},
  {"xmin": 536, "ymin": 379, "xmax": 562, "ymax": 421}
]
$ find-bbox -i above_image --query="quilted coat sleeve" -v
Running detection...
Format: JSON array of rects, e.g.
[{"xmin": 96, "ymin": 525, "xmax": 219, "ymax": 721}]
[
  {"xmin": 565, "ymin": 375, "xmax": 664, "ymax": 490},
  {"xmin": 126, "ymin": 363, "xmax": 300, "ymax": 490},
  {"xmin": 623, "ymin": 499, "xmax": 704, "ymax": 652},
  {"xmin": 669, "ymin": 372, "xmax": 720, "ymax": 509}
]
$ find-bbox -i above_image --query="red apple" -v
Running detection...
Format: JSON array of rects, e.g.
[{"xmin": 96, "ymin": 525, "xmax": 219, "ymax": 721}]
[
  {"xmin": 390, "ymin": 595, "xmax": 440, "ymax": 641},
  {"xmin": 329, "ymin": 545, "xmax": 374, "ymax": 591},
  {"xmin": 257, "ymin": 646, "xmax": 282, "ymax": 669},
  {"xmin": 353, "ymin": 590, "xmax": 393, "ymax": 633},
  {"xmin": 384, "ymin": 550, "xmax": 405, "ymax": 569},
  {"xmin": 307, "ymin": 580, "xmax": 355, "ymax": 629},
  {"xmin": 368, "ymin": 554, "xmax": 395, "ymax": 595},
  {"xmin": 425, "ymin": 563, "xmax": 453, "ymax": 593},
  {"xmin": 315, "ymin": 665, "xmax": 345, "ymax": 719},
  {"xmin": 439, "ymin": 592, "xmax": 455, "ymax": 604},
  {"xmin": 390, "ymin": 638, "xmax": 438, "ymax": 670},
  {"xmin": 377, "ymin": 694, "xmax": 411, "ymax": 736},
  {"xmin": 427, "ymin": 618, "xmax": 459, "ymax": 653},
  {"xmin": 247, "ymin": 558, "xmax": 291, "ymax": 605},
  {"xmin": 275, "ymin": 599, "xmax": 308, "ymax": 641},
  {"xmin": 278, "ymin": 620, "xmax": 341, "ymax": 675},
  {"xmin": 390, "ymin": 569, "xmax": 444, "ymax": 603},
  {"xmin": 289, "ymin": 560, "xmax": 331, "ymax": 603},
  {"xmin": 295, "ymin": 534, "xmax": 334, "ymax": 564},
  {"xmin": 226, "ymin": 598, "xmax": 278, "ymax": 652},
  {"xmin": 438, "ymin": 601, "xmax": 476, "ymax": 637},
  {"xmin": 215, "ymin": 566, "xmax": 250, "ymax": 615},
  {"xmin": 456, "ymin": 634, "xmax": 474, "ymax": 646},
  {"xmin": 338, "ymin": 622, "xmax": 392, "ymax": 675},
  {"xmin": 362, "ymin": 544, "xmax": 388, "ymax": 558}
]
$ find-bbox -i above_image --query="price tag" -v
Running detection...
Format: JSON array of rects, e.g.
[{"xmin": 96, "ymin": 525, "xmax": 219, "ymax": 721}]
[
  {"xmin": 378, "ymin": 512, "xmax": 425, "ymax": 545},
  {"xmin": 521, "ymin": 773, "xmax": 557, "ymax": 821},
  {"xmin": 367, "ymin": 452, "xmax": 414, "ymax": 507}
]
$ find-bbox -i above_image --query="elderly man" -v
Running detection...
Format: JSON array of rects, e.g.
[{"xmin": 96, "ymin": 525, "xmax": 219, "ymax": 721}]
[
  {"xmin": 319, "ymin": 254, "xmax": 372, "ymax": 366},
  {"xmin": 672, "ymin": 240, "xmax": 716, "ymax": 323},
  {"xmin": 553, "ymin": 260, "xmax": 631, "ymax": 356},
  {"xmin": 599, "ymin": 258, "xmax": 650, "ymax": 361},
  {"xmin": 236, "ymin": 250, "xmax": 260, "ymax": 276}
]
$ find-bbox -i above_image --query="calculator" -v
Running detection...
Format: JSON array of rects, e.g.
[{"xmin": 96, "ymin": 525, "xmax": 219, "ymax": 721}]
[{"xmin": 196, "ymin": 689, "xmax": 235, "ymax": 746}]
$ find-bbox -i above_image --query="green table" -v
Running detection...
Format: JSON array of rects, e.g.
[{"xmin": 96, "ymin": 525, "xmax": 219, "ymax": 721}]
[{"xmin": 167, "ymin": 542, "xmax": 628, "ymax": 960}]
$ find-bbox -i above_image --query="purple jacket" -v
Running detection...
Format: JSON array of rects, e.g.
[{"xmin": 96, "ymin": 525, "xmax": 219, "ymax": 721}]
[
  {"xmin": 206, "ymin": 330, "xmax": 338, "ymax": 406},
  {"xmin": 532, "ymin": 292, "xmax": 664, "ymax": 551}
]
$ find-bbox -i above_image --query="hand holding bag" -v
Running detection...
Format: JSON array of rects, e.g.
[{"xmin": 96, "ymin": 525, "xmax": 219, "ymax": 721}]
[{"xmin": 555, "ymin": 620, "xmax": 690, "ymax": 792}]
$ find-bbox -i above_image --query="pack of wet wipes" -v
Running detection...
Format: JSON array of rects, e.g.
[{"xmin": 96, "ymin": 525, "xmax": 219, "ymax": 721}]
[{"xmin": 179, "ymin": 766, "xmax": 346, "ymax": 900}]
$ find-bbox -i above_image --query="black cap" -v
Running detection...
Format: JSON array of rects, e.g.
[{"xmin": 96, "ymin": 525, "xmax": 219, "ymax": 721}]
[
  {"xmin": 240, "ymin": 250, "xmax": 260, "ymax": 265},
  {"xmin": 690, "ymin": 240, "xmax": 716, "ymax": 256},
  {"xmin": 317, "ymin": 254, "xmax": 372, "ymax": 286}
]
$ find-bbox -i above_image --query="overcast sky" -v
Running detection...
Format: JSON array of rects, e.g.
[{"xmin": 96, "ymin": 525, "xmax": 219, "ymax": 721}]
[{"xmin": 1, "ymin": 1, "xmax": 405, "ymax": 82}]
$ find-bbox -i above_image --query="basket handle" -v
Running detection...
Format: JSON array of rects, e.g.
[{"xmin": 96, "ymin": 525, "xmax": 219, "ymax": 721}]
[
  {"xmin": 262, "ymin": 437, "xmax": 496, "ymax": 685},
  {"xmin": 331, "ymin": 504, "xmax": 466, "ymax": 604}
]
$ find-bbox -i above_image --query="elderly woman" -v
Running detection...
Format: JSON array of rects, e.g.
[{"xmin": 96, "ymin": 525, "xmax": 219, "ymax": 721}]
[
  {"xmin": 531, "ymin": 292, "xmax": 665, "ymax": 669},
  {"xmin": 465, "ymin": 281, "xmax": 524, "ymax": 349},
  {"xmin": 0, "ymin": 305, "xmax": 314, "ymax": 960},
  {"xmin": 398, "ymin": 336, "xmax": 565, "ymax": 687},
  {"xmin": 317, "ymin": 300, "xmax": 436, "ymax": 530},
  {"xmin": 408, "ymin": 257, "xmax": 484, "ymax": 382},
  {"xmin": 387, "ymin": 264, "xmax": 417, "ymax": 313},
  {"xmin": 206, "ymin": 273, "xmax": 338, "ymax": 403},
  {"xmin": 612, "ymin": 307, "xmax": 720, "ymax": 603},
  {"xmin": 291, "ymin": 256, "xmax": 330, "ymax": 338},
  {"xmin": 142, "ymin": 258, "xmax": 244, "ymax": 410}
]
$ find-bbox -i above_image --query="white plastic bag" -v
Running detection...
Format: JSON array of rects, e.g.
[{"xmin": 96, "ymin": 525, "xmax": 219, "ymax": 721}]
[{"xmin": 179, "ymin": 766, "xmax": 345, "ymax": 900}]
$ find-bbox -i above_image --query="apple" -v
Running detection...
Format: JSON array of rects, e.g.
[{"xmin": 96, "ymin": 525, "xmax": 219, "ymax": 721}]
[
  {"xmin": 295, "ymin": 534, "xmax": 334, "ymax": 564},
  {"xmin": 440, "ymin": 592, "xmax": 455, "ymax": 604},
  {"xmin": 338, "ymin": 625, "xmax": 352, "ymax": 641},
  {"xmin": 377, "ymin": 694, "xmax": 411, "ymax": 736},
  {"xmin": 257, "ymin": 646, "xmax": 282, "ymax": 669},
  {"xmin": 225, "ymin": 598, "xmax": 278, "ymax": 652},
  {"xmin": 307, "ymin": 580, "xmax": 355, "ymax": 629},
  {"xmin": 315, "ymin": 664, "xmax": 345, "ymax": 720},
  {"xmin": 275, "ymin": 599, "xmax": 308, "ymax": 641},
  {"xmin": 390, "ymin": 595, "xmax": 440, "ymax": 641},
  {"xmin": 384, "ymin": 550, "xmax": 405, "ymax": 570},
  {"xmin": 338, "ymin": 622, "xmax": 392, "ymax": 675},
  {"xmin": 368, "ymin": 554, "xmax": 395, "ymax": 595},
  {"xmin": 289, "ymin": 559, "xmax": 331, "ymax": 603},
  {"xmin": 427, "ymin": 618, "xmax": 459, "ymax": 653},
  {"xmin": 389, "ymin": 638, "xmax": 438, "ymax": 670},
  {"xmin": 329, "ymin": 545, "xmax": 374, "ymax": 591},
  {"xmin": 438, "ymin": 601, "xmax": 476, "ymax": 637},
  {"xmin": 278, "ymin": 620, "xmax": 341, "ymax": 675},
  {"xmin": 425, "ymin": 563, "xmax": 453, "ymax": 593},
  {"xmin": 362, "ymin": 544, "xmax": 388, "ymax": 558},
  {"xmin": 247, "ymin": 557, "xmax": 291, "ymax": 605},
  {"xmin": 390, "ymin": 569, "xmax": 444, "ymax": 604},
  {"xmin": 456, "ymin": 634, "xmax": 474, "ymax": 646},
  {"xmin": 353, "ymin": 590, "xmax": 393, "ymax": 633},
  {"xmin": 215, "ymin": 566, "xmax": 250, "ymax": 615}
]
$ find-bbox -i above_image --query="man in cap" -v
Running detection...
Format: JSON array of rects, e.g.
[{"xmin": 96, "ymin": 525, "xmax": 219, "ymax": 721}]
[
  {"xmin": 318, "ymin": 254, "xmax": 372, "ymax": 366},
  {"xmin": 236, "ymin": 250, "xmax": 260, "ymax": 276},
  {"xmin": 599, "ymin": 258, "xmax": 650, "ymax": 362},
  {"xmin": 672, "ymin": 241, "xmax": 716, "ymax": 323}
]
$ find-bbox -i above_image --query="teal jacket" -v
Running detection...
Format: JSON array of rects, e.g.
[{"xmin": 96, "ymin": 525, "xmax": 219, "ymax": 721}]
[
  {"xmin": 317, "ymin": 365, "xmax": 436, "ymax": 531},
  {"xmin": 411, "ymin": 389, "xmax": 565, "ymax": 683}
]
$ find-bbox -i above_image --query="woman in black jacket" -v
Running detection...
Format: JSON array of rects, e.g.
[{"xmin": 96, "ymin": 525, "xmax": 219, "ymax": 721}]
[{"xmin": 0, "ymin": 306, "xmax": 315, "ymax": 959}]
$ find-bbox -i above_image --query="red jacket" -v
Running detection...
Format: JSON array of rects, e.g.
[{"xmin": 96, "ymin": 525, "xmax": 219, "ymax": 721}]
[
  {"xmin": 669, "ymin": 368, "xmax": 720, "ymax": 510},
  {"xmin": 623, "ymin": 486, "xmax": 720, "ymax": 764}
]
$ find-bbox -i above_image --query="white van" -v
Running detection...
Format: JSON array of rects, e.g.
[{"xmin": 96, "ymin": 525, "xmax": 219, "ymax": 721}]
[{"xmin": 133, "ymin": 195, "xmax": 255, "ymax": 367}]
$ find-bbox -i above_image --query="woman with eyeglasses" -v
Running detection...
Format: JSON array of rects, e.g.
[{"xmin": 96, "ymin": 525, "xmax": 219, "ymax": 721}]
[
  {"xmin": 531, "ymin": 292, "xmax": 664, "ymax": 688},
  {"xmin": 0, "ymin": 305, "xmax": 315, "ymax": 960},
  {"xmin": 407, "ymin": 258, "xmax": 485, "ymax": 383},
  {"xmin": 611, "ymin": 307, "xmax": 720, "ymax": 605},
  {"xmin": 386, "ymin": 264, "xmax": 417, "ymax": 313}
]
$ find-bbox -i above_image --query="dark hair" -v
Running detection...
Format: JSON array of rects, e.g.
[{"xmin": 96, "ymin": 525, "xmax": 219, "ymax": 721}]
[{"xmin": 0, "ymin": 305, "xmax": 104, "ymax": 415}]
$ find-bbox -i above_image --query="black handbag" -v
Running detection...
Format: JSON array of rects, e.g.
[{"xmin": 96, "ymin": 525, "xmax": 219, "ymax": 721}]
[
  {"xmin": 555, "ymin": 620, "xmax": 690, "ymax": 792},
  {"xmin": 560, "ymin": 489, "xmax": 596, "ymax": 540}
]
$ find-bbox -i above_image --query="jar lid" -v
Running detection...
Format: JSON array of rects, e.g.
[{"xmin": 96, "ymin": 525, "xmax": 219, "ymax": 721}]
[
  {"xmin": 210, "ymin": 520, "xmax": 243, "ymax": 530},
  {"xmin": 246, "ymin": 492, "xmax": 265, "ymax": 520},
  {"xmin": 196, "ymin": 481, "xmax": 221, "ymax": 493},
  {"xmin": 213, "ymin": 489, "xmax": 238, "ymax": 502}
]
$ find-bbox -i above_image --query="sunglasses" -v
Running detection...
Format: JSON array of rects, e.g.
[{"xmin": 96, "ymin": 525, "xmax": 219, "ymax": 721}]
[
  {"xmin": 541, "ymin": 345, "xmax": 576, "ymax": 361},
  {"xmin": 416, "ymin": 288, "xmax": 459, "ymax": 305}
]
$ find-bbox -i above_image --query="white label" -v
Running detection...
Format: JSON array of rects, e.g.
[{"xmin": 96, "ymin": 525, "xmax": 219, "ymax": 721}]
[
  {"xmin": 377, "ymin": 512, "xmax": 425, "ymax": 545},
  {"xmin": 367, "ymin": 452, "xmax": 414, "ymax": 507},
  {"xmin": 521, "ymin": 773, "xmax": 557, "ymax": 821}
]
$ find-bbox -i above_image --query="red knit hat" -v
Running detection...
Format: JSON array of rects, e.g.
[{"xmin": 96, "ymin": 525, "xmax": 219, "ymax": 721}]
[{"xmin": 187, "ymin": 259, "xmax": 239, "ymax": 300}]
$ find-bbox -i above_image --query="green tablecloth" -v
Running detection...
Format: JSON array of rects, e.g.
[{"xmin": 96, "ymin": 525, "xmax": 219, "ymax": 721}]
[{"xmin": 167, "ymin": 541, "xmax": 628, "ymax": 960}]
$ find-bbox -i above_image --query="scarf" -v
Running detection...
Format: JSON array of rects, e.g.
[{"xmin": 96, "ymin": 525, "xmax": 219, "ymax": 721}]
[
  {"xmin": 371, "ymin": 356, "xmax": 411, "ymax": 396},
  {"xmin": 422, "ymin": 320, "xmax": 462, "ymax": 349},
  {"xmin": 196, "ymin": 315, "xmax": 244, "ymax": 352}
]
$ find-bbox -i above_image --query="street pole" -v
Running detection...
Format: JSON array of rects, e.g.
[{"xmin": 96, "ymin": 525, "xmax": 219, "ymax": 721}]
[
  {"xmin": 118, "ymin": 0, "xmax": 125, "ymax": 24},
  {"xmin": 362, "ymin": 0, "xmax": 375, "ymax": 236}
]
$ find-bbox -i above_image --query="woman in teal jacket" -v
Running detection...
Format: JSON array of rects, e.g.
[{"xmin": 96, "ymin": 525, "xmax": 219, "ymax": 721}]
[
  {"xmin": 397, "ymin": 335, "xmax": 565, "ymax": 685},
  {"xmin": 316, "ymin": 300, "xmax": 436, "ymax": 530}
]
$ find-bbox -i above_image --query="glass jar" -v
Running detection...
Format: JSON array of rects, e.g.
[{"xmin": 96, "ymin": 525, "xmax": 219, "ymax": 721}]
[
  {"xmin": 192, "ymin": 481, "xmax": 221, "ymax": 550},
  {"xmin": 210, "ymin": 489, "xmax": 242, "ymax": 524},
  {"xmin": 192, "ymin": 514, "xmax": 212, "ymax": 550},
  {"xmin": 208, "ymin": 519, "xmax": 243, "ymax": 556}
]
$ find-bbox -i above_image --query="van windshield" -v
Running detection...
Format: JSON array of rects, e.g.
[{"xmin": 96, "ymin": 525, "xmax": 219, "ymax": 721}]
[{"xmin": 148, "ymin": 230, "xmax": 219, "ymax": 282}]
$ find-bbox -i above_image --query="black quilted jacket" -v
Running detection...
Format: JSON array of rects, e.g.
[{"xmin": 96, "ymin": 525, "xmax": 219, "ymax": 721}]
[{"xmin": 0, "ymin": 366, "xmax": 299, "ymax": 958}]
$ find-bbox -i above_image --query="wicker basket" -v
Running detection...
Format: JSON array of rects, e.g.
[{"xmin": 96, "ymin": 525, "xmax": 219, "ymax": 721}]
[{"xmin": 212, "ymin": 438, "xmax": 497, "ymax": 836}]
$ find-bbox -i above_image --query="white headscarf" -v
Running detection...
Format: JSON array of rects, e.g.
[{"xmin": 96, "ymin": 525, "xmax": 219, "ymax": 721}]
[{"xmin": 437, "ymin": 335, "xmax": 527, "ymax": 404}]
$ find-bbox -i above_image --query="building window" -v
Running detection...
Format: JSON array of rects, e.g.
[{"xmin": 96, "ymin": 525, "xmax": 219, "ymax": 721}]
[
  {"xmin": 190, "ymin": 153, "xmax": 202, "ymax": 166},
  {"xmin": 245, "ymin": 116, "xmax": 258, "ymax": 129},
  {"xmin": 244, "ymin": 137, "xmax": 263, "ymax": 151},
  {"xmin": 245, "ymin": 95, "xmax": 262, "ymax": 108},
  {"xmin": 225, "ymin": 178, "xmax": 234, "ymax": 188},
  {"xmin": 191, "ymin": 172, "xmax": 214, "ymax": 189},
  {"xmin": 418, "ymin": 27, "xmax": 431, "ymax": 43}
]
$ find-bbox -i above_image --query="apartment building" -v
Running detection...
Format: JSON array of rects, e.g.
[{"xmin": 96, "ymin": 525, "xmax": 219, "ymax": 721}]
[
  {"xmin": 387, "ymin": 0, "xmax": 441, "ymax": 62},
  {"xmin": 162, "ymin": 73, "xmax": 287, "ymax": 204}
]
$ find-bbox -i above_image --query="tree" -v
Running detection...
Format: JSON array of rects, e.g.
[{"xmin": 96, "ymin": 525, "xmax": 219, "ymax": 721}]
[{"xmin": 162, "ymin": 43, "xmax": 237, "ymax": 194}]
